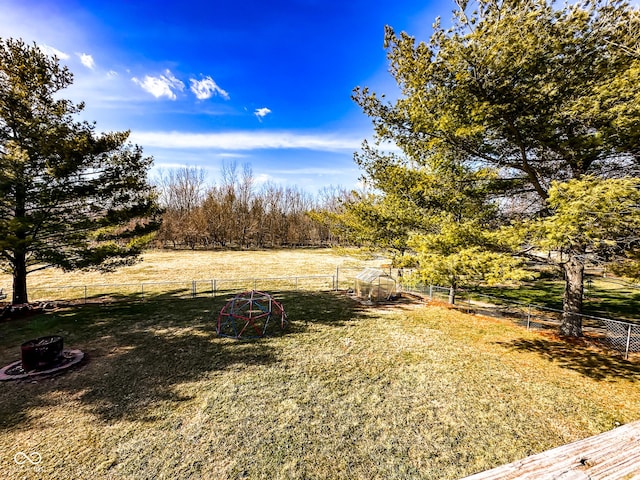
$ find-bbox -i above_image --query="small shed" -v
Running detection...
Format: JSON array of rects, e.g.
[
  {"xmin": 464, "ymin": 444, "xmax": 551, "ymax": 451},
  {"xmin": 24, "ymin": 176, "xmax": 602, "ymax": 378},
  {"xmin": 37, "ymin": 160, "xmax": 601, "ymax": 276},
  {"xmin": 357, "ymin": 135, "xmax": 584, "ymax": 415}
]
[{"xmin": 354, "ymin": 268, "xmax": 397, "ymax": 302}]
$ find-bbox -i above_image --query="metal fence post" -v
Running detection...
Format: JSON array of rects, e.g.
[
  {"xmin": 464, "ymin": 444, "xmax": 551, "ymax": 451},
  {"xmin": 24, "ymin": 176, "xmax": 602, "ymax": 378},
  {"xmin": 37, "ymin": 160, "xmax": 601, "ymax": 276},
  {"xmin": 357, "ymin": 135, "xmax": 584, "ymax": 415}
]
[
  {"xmin": 625, "ymin": 324, "xmax": 632, "ymax": 360},
  {"xmin": 84, "ymin": 286, "xmax": 88, "ymax": 304},
  {"xmin": 527, "ymin": 305, "xmax": 531, "ymax": 329},
  {"xmin": 141, "ymin": 283, "xmax": 144, "ymax": 301},
  {"xmin": 336, "ymin": 267, "xmax": 339, "ymax": 290},
  {"xmin": 213, "ymin": 279, "xmax": 217, "ymax": 298},
  {"xmin": 192, "ymin": 280, "xmax": 196, "ymax": 299}
]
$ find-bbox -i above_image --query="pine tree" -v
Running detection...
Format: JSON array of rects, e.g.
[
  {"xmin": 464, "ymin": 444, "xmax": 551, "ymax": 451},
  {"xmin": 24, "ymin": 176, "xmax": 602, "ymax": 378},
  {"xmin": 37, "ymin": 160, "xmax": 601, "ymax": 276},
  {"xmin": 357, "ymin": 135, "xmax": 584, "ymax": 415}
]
[{"xmin": 0, "ymin": 39, "xmax": 160, "ymax": 304}]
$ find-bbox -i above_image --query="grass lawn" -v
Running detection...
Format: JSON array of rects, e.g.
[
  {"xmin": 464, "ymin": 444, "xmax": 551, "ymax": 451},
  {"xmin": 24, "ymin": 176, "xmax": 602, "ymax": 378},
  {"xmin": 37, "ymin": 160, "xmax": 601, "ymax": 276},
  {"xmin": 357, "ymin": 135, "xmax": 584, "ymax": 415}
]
[
  {"xmin": 472, "ymin": 276, "xmax": 640, "ymax": 322},
  {"xmin": 1, "ymin": 289, "xmax": 639, "ymax": 479},
  {"xmin": 1, "ymin": 250, "xmax": 639, "ymax": 478}
]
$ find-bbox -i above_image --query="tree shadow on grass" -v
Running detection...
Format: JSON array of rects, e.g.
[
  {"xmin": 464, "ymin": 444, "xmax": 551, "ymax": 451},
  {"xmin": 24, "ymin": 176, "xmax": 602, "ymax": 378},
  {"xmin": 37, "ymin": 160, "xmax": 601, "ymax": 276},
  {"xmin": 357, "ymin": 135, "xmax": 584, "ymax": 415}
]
[
  {"xmin": 497, "ymin": 336, "xmax": 640, "ymax": 382},
  {"xmin": 276, "ymin": 290, "xmax": 366, "ymax": 332},
  {"xmin": 0, "ymin": 290, "xmax": 364, "ymax": 429},
  {"xmin": 584, "ymin": 289, "xmax": 640, "ymax": 321},
  {"xmin": 472, "ymin": 281, "xmax": 564, "ymax": 310}
]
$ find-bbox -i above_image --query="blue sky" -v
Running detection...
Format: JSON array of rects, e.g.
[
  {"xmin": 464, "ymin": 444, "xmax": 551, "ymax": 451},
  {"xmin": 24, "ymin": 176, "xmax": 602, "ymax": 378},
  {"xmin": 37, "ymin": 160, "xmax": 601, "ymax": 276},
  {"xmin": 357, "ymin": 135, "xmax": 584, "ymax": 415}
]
[{"xmin": 1, "ymin": 0, "xmax": 448, "ymax": 192}]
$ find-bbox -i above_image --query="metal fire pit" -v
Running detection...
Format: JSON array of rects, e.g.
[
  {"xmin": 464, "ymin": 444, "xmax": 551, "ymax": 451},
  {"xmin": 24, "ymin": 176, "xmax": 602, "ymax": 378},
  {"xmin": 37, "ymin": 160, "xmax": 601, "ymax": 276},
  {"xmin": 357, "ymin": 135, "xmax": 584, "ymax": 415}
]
[
  {"xmin": 0, "ymin": 335, "xmax": 84, "ymax": 381},
  {"xmin": 21, "ymin": 335, "xmax": 64, "ymax": 371}
]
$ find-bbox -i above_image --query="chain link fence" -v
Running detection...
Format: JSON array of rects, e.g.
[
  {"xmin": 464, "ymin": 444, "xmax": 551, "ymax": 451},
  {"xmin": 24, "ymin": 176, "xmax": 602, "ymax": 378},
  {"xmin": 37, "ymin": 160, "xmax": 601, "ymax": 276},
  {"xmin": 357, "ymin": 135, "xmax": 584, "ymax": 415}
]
[
  {"xmin": 3, "ymin": 268, "xmax": 638, "ymax": 359},
  {"xmin": 1, "ymin": 267, "xmax": 370, "ymax": 305},
  {"xmin": 2, "ymin": 275, "xmax": 337, "ymax": 305},
  {"xmin": 400, "ymin": 283, "xmax": 640, "ymax": 360}
]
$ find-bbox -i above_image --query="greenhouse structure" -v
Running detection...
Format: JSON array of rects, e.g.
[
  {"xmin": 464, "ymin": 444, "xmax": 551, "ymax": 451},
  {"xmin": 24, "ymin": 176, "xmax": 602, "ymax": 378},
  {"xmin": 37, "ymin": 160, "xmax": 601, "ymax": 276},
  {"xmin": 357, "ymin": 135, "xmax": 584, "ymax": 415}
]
[{"xmin": 354, "ymin": 268, "xmax": 397, "ymax": 303}]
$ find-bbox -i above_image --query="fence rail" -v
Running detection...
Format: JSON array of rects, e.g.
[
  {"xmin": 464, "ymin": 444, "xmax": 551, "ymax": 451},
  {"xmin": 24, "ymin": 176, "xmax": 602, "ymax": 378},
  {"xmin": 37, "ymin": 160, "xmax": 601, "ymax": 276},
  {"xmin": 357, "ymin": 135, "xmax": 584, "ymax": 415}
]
[
  {"xmin": 6, "ymin": 275, "xmax": 340, "ymax": 304},
  {"xmin": 400, "ymin": 283, "xmax": 640, "ymax": 360},
  {"xmin": 0, "ymin": 267, "xmax": 369, "ymax": 303}
]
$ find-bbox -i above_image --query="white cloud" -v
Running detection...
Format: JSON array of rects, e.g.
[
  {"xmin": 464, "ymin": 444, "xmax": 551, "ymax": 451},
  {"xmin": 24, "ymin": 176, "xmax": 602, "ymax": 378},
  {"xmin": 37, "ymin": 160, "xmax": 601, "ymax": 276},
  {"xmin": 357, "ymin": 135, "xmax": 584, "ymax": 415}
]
[
  {"xmin": 131, "ymin": 69, "xmax": 185, "ymax": 100},
  {"xmin": 107, "ymin": 70, "xmax": 118, "ymax": 78},
  {"xmin": 39, "ymin": 44, "xmax": 70, "ymax": 60},
  {"xmin": 254, "ymin": 107, "xmax": 271, "ymax": 120},
  {"xmin": 272, "ymin": 167, "xmax": 355, "ymax": 175},
  {"xmin": 253, "ymin": 173, "xmax": 273, "ymax": 186},
  {"xmin": 129, "ymin": 130, "xmax": 363, "ymax": 152},
  {"xmin": 78, "ymin": 52, "xmax": 95, "ymax": 70},
  {"xmin": 189, "ymin": 76, "xmax": 229, "ymax": 100}
]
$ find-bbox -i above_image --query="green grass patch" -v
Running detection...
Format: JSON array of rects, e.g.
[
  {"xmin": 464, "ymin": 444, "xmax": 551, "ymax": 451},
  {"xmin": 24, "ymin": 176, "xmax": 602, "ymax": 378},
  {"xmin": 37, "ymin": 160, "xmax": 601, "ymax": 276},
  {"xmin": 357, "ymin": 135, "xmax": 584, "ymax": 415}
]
[
  {"xmin": 1, "ymin": 293, "xmax": 638, "ymax": 479},
  {"xmin": 472, "ymin": 280, "xmax": 564, "ymax": 310},
  {"xmin": 472, "ymin": 276, "xmax": 640, "ymax": 322}
]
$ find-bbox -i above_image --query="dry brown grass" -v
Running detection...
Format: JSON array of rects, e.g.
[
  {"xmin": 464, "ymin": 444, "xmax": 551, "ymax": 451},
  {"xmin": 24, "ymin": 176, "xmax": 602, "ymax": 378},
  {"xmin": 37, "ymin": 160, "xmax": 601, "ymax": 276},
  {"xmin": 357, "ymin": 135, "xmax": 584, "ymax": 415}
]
[
  {"xmin": 33, "ymin": 248, "xmax": 381, "ymax": 283},
  {"xmin": 0, "ymin": 248, "xmax": 384, "ymax": 302},
  {"xmin": 0, "ymin": 250, "xmax": 639, "ymax": 479}
]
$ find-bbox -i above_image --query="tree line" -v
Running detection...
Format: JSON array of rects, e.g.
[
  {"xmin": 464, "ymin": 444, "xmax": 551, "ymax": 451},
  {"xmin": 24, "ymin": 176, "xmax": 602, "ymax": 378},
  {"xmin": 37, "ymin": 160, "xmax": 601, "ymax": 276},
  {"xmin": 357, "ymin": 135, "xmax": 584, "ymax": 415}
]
[{"xmin": 153, "ymin": 163, "xmax": 351, "ymax": 249}]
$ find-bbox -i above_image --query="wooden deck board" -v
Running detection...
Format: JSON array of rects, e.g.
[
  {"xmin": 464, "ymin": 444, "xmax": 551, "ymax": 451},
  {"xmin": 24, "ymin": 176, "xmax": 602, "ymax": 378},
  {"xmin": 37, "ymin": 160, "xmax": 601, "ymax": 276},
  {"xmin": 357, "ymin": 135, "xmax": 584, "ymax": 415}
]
[{"xmin": 463, "ymin": 421, "xmax": 640, "ymax": 479}]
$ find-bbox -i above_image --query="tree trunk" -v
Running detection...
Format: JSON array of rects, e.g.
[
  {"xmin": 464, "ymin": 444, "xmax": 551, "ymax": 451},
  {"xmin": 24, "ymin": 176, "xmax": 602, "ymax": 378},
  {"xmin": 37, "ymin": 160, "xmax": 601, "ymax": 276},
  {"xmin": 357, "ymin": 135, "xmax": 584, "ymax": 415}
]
[
  {"xmin": 560, "ymin": 252, "xmax": 584, "ymax": 337},
  {"xmin": 12, "ymin": 250, "xmax": 28, "ymax": 305}
]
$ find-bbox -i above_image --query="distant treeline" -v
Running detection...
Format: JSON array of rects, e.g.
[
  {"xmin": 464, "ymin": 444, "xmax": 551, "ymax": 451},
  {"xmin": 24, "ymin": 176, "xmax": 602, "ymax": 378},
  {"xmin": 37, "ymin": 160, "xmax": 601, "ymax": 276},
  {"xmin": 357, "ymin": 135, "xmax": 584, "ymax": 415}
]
[{"xmin": 153, "ymin": 164, "xmax": 351, "ymax": 249}]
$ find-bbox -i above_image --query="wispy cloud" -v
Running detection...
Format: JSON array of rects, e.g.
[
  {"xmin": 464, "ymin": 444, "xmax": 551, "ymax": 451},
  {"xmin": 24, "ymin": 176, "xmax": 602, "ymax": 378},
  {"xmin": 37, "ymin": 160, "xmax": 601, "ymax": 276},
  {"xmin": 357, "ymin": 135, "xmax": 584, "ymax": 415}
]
[
  {"xmin": 148, "ymin": 161, "xmax": 359, "ymax": 192},
  {"xmin": 131, "ymin": 69, "xmax": 185, "ymax": 100},
  {"xmin": 271, "ymin": 167, "xmax": 356, "ymax": 175},
  {"xmin": 189, "ymin": 76, "xmax": 229, "ymax": 100},
  {"xmin": 39, "ymin": 44, "xmax": 70, "ymax": 60},
  {"xmin": 217, "ymin": 153, "xmax": 249, "ymax": 158},
  {"xmin": 129, "ymin": 130, "xmax": 363, "ymax": 152},
  {"xmin": 77, "ymin": 52, "xmax": 95, "ymax": 70},
  {"xmin": 254, "ymin": 107, "xmax": 271, "ymax": 120},
  {"xmin": 252, "ymin": 173, "xmax": 274, "ymax": 186}
]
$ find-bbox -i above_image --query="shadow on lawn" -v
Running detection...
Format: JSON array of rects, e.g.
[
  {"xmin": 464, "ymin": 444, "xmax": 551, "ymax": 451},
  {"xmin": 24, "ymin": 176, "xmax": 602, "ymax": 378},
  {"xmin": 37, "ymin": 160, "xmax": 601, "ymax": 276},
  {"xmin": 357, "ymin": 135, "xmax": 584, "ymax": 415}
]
[
  {"xmin": 499, "ymin": 337, "xmax": 640, "ymax": 382},
  {"xmin": 583, "ymin": 288, "xmax": 640, "ymax": 321},
  {"xmin": 0, "ymin": 290, "xmax": 363, "ymax": 429}
]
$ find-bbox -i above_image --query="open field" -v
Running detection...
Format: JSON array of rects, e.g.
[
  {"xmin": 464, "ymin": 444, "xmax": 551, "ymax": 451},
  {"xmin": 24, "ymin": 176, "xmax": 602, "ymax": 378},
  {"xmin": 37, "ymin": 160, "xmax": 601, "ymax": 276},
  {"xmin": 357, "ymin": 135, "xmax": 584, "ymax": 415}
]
[
  {"xmin": 0, "ymin": 247, "xmax": 386, "ymax": 290},
  {"xmin": 0, "ymin": 248, "xmax": 386, "ymax": 302}
]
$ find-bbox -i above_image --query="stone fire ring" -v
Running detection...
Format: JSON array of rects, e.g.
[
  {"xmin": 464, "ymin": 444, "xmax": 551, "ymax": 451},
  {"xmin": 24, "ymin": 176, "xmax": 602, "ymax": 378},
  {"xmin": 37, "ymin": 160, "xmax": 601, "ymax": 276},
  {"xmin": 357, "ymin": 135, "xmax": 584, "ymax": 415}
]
[{"xmin": 0, "ymin": 349, "xmax": 85, "ymax": 381}]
